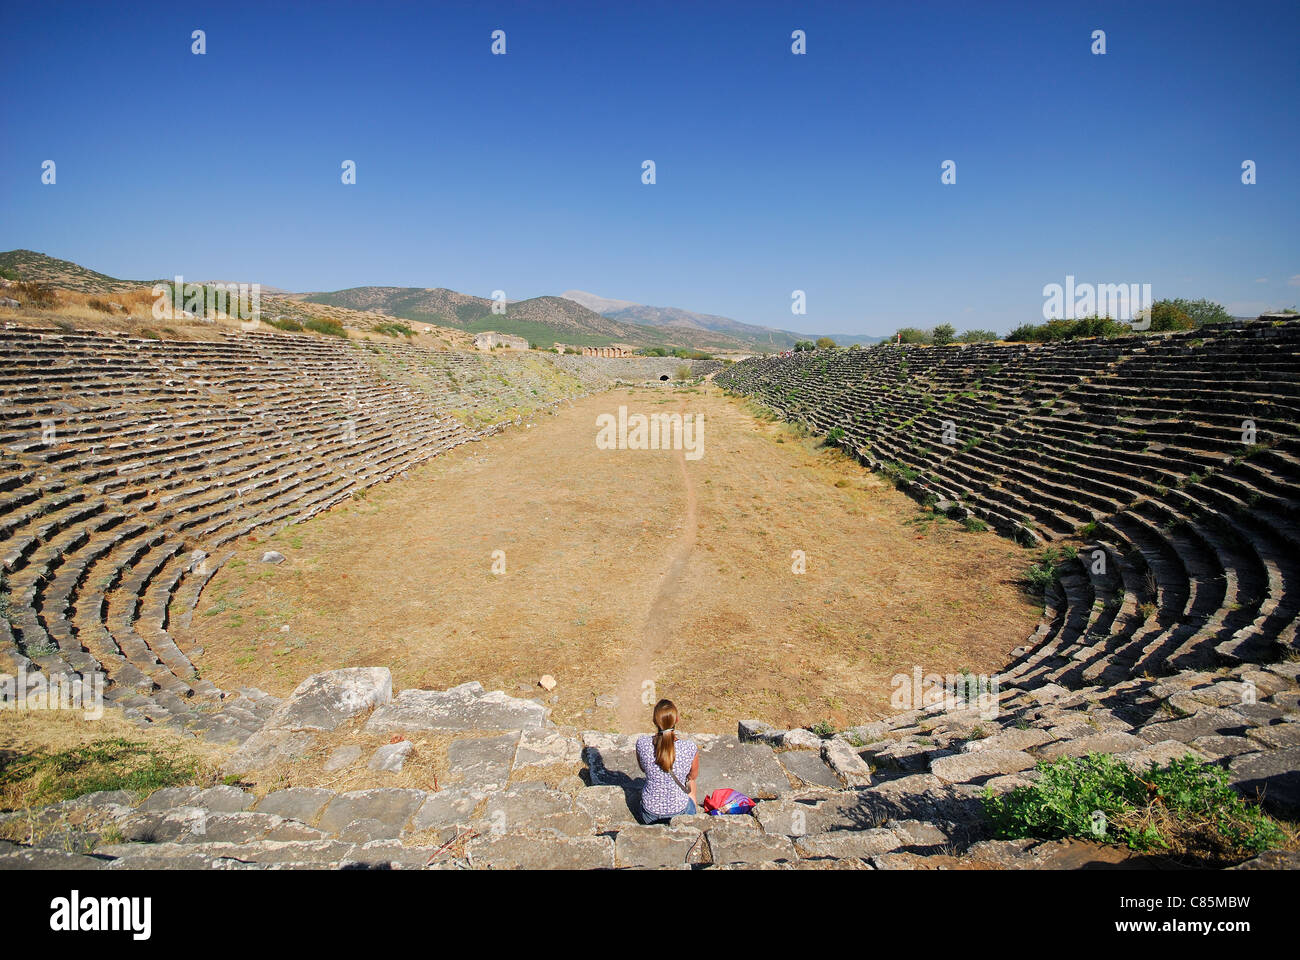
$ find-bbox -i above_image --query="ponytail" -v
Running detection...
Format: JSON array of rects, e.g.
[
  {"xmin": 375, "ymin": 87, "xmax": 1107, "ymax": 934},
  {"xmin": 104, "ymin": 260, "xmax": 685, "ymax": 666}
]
[{"xmin": 652, "ymin": 699, "xmax": 679, "ymax": 774}]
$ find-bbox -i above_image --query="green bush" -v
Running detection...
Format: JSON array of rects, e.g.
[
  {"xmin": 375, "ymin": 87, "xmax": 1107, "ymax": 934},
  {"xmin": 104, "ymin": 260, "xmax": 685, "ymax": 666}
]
[
  {"xmin": 809, "ymin": 720, "xmax": 837, "ymax": 739},
  {"xmin": 1160, "ymin": 298, "xmax": 1231, "ymax": 327},
  {"xmin": 1023, "ymin": 547, "xmax": 1062, "ymax": 594},
  {"xmin": 1146, "ymin": 300, "xmax": 1196, "ymax": 332},
  {"xmin": 895, "ymin": 327, "xmax": 931, "ymax": 344},
  {"xmin": 304, "ymin": 317, "xmax": 347, "ymax": 337},
  {"xmin": 983, "ymin": 752, "xmax": 1286, "ymax": 860},
  {"xmin": 267, "ymin": 317, "xmax": 304, "ymax": 332},
  {"xmin": 1006, "ymin": 316, "xmax": 1130, "ymax": 343},
  {"xmin": 932, "ymin": 323, "xmax": 955, "ymax": 346},
  {"xmin": 374, "ymin": 322, "xmax": 414, "ymax": 338}
]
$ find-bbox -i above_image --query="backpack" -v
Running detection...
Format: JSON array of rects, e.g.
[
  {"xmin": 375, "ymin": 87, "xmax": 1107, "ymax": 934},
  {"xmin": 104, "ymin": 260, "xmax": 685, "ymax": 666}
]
[{"xmin": 702, "ymin": 788, "xmax": 755, "ymax": 815}]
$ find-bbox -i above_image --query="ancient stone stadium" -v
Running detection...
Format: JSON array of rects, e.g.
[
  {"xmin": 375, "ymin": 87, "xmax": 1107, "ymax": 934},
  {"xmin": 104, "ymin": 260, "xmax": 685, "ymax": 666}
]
[{"xmin": 0, "ymin": 306, "xmax": 1296, "ymax": 871}]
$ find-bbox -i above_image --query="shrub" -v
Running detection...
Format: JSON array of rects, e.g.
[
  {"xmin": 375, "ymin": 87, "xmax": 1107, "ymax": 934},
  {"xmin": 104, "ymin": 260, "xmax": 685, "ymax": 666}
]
[
  {"xmin": 674, "ymin": 364, "xmax": 692, "ymax": 381},
  {"xmin": 794, "ymin": 340, "xmax": 815, "ymax": 352},
  {"xmin": 1023, "ymin": 548, "xmax": 1061, "ymax": 594},
  {"xmin": 982, "ymin": 752, "xmax": 1286, "ymax": 860},
  {"xmin": 267, "ymin": 317, "xmax": 304, "ymax": 332},
  {"xmin": 1006, "ymin": 316, "xmax": 1130, "ymax": 342},
  {"xmin": 932, "ymin": 323, "xmax": 955, "ymax": 346},
  {"xmin": 814, "ymin": 336, "xmax": 836, "ymax": 350},
  {"xmin": 957, "ymin": 329, "xmax": 999, "ymax": 343},
  {"xmin": 895, "ymin": 327, "xmax": 931, "ymax": 345},
  {"xmin": 880, "ymin": 460, "xmax": 918, "ymax": 484},
  {"xmin": 374, "ymin": 322, "xmax": 414, "ymax": 338},
  {"xmin": 1146, "ymin": 300, "xmax": 1196, "ymax": 332},
  {"xmin": 1159, "ymin": 298, "xmax": 1232, "ymax": 327},
  {"xmin": 304, "ymin": 317, "xmax": 347, "ymax": 337},
  {"xmin": 16, "ymin": 281, "xmax": 58, "ymax": 308},
  {"xmin": 825, "ymin": 426, "xmax": 846, "ymax": 444}
]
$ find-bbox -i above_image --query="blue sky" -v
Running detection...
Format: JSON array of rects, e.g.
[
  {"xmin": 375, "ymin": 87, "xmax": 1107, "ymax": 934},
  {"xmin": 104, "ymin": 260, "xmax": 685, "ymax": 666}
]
[{"xmin": 2, "ymin": 0, "xmax": 1297, "ymax": 336}]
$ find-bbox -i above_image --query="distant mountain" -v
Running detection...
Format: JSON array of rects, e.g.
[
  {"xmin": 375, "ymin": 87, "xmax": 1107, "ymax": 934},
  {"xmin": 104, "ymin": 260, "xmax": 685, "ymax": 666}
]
[
  {"xmin": 0, "ymin": 250, "xmax": 888, "ymax": 352},
  {"xmin": 560, "ymin": 289, "xmax": 640, "ymax": 315},
  {"xmin": 298, "ymin": 286, "xmax": 752, "ymax": 351},
  {"xmin": 560, "ymin": 289, "xmax": 888, "ymax": 350}
]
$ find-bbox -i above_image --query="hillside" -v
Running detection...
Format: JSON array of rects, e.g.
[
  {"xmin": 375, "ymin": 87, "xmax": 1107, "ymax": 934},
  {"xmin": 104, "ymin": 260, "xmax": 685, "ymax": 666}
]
[
  {"xmin": 0, "ymin": 250, "xmax": 886, "ymax": 353},
  {"xmin": 0, "ymin": 249, "xmax": 149, "ymax": 293},
  {"xmin": 298, "ymin": 286, "xmax": 754, "ymax": 352},
  {"xmin": 562, "ymin": 288, "xmax": 887, "ymax": 350}
]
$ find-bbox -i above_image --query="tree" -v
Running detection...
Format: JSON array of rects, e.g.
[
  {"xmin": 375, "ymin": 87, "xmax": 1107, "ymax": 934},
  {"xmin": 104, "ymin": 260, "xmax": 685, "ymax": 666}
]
[
  {"xmin": 1147, "ymin": 301, "xmax": 1195, "ymax": 332},
  {"xmin": 956, "ymin": 329, "xmax": 999, "ymax": 343},
  {"xmin": 895, "ymin": 327, "xmax": 930, "ymax": 344},
  {"xmin": 815, "ymin": 336, "xmax": 836, "ymax": 350},
  {"xmin": 794, "ymin": 340, "xmax": 815, "ymax": 351},
  {"xmin": 1157, "ymin": 298, "xmax": 1231, "ymax": 327},
  {"xmin": 932, "ymin": 323, "xmax": 955, "ymax": 345}
]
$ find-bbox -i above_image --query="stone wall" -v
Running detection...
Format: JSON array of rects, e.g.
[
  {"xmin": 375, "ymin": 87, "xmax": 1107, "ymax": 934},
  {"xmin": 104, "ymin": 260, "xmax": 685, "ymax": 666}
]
[{"xmin": 545, "ymin": 354, "xmax": 718, "ymax": 385}]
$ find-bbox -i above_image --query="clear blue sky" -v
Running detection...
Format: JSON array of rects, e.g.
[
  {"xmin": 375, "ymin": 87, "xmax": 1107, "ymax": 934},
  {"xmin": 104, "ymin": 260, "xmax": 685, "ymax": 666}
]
[{"xmin": 2, "ymin": 0, "xmax": 1297, "ymax": 336}]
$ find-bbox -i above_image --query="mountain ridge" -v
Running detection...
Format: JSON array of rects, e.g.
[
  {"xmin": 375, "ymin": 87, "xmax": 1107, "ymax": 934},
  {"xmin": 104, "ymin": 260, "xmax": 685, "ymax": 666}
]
[
  {"xmin": 0, "ymin": 250, "xmax": 887, "ymax": 352},
  {"xmin": 560, "ymin": 288, "xmax": 887, "ymax": 349}
]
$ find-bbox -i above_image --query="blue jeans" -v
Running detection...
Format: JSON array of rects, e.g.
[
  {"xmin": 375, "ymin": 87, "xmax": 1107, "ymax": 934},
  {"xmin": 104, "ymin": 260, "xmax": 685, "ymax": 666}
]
[{"xmin": 639, "ymin": 796, "xmax": 696, "ymax": 825}]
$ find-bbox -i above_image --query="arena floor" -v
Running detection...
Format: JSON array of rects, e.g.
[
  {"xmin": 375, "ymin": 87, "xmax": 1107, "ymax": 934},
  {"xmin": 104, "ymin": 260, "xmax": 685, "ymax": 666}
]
[{"xmin": 184, "ymin": 384, "xmax": 1041, "ymax": 734}]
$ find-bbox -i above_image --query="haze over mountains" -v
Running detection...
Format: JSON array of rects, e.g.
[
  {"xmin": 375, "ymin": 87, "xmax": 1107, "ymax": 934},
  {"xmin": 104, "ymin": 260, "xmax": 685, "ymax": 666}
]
[
  {"xmin": 0, "ymin": 249, "xmax": 887, "ymax": 353},
  {"xmin": 561, "ymin": 290, "xmax": 886, "ymax": 350}
]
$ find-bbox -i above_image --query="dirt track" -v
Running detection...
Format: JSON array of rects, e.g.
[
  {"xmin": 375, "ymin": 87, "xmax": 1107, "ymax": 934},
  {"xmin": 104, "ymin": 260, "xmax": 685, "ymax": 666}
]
[
  {"xmin": 615, "ymin": 398, "xmax": 700, "ymax": 731},
  {"xmin": 186, "ymin": 385, "xmax": 1041, "ymax": 734}
]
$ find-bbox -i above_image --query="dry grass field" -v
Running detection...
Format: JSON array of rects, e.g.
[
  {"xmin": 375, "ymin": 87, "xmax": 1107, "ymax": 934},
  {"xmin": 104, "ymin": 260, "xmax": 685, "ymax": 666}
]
[{"xmin": 183, "ymin": 385, "xmax": 1041, "ymax": 735}]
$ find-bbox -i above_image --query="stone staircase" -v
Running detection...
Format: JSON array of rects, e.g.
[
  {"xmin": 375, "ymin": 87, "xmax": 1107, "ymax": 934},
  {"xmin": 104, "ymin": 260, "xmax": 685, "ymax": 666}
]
[
  {"xmin": 2, "ymin": 664, "xmax": 1296, "ymax": 869},
  {"xmin": 718, "ymin": 320, "xmax": 1300, "ymax": 691},
  {"xmin": 0, "ymin": 327, "xmax": 595, "ymax": 745},
  {"xmin": 2, "ymin": 322, "xmax": 1297, "ymax": 869}
]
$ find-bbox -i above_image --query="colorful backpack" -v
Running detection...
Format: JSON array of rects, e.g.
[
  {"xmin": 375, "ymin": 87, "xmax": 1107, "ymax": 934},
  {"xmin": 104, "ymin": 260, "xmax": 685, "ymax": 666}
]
[{"xmin": 702, "ymin": 788, "xmax": 755, "ymax": 815}]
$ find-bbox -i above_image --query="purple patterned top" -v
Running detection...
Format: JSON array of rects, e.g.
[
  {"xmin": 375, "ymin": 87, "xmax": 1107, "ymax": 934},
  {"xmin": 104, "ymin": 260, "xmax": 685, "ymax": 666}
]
[{"xmin": 636, "ymin": 733, "xmax": 697, "ymax": 819}]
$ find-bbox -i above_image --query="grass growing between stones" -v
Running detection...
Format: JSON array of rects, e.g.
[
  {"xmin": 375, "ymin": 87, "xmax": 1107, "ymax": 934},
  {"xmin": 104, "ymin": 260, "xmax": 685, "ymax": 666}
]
[
  {"xmin": 0, "ymin": 708, "xmax": 229, "ymax": 813},
  {"xmin": 0, "ymin": 739, "xmax": 200, "ymax": 811},
  {"xmin": 982, "ymin": 752, "xmax": 1291, "ymax": 864}
]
